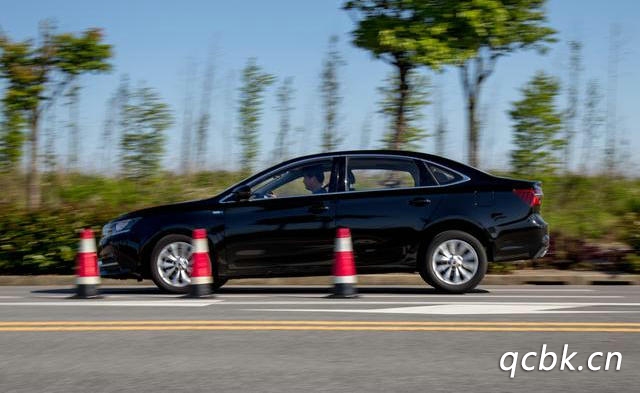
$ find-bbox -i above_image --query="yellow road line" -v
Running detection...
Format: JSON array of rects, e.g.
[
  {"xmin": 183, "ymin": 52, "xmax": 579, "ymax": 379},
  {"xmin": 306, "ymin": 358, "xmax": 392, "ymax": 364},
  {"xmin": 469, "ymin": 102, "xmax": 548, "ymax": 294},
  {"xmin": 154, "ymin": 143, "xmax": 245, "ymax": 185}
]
[
  {"xmin": 1, "ymin": 326, "xmax": 640, "ymax": 332},
  {"xmin": 1, "ymin": 320, "xmax": 640, "ymax": 327},
  {"xmin": 1, "ymin": 320, "xmax": 640, "ymax": 332}
]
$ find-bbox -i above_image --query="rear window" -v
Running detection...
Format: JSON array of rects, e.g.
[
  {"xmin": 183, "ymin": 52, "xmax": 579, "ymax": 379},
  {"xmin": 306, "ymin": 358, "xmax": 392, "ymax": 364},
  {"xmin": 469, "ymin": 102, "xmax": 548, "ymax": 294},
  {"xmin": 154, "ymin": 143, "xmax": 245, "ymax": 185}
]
[
  {"xmin": 346, "ymin": 157, "xmax": 421, "ymax": 192},
  {"xmin": 428, "ymin": 163, "xmax": 465, "ymax": 185}
]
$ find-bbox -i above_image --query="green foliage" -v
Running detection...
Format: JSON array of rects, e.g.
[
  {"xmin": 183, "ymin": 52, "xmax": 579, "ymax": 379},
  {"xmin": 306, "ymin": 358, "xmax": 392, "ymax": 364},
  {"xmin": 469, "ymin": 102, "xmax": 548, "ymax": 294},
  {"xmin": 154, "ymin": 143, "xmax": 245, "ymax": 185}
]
[
  {"xmin": 344, "ymin": 1, "xmax": 556, "ymax": 163},
  {"xmin": 0, "ymin": 209, "xmax": 95, "ymax": 274},
  {"xmin": 343, "ymin": 1, "xmax": 456, "ymax": 68},
  {"xmin": 237, "ymin": 58, "xmax": 275, "ymax": 174},
  {"xmin": 0, "ymin": 170, "xmax": 245, "ymax": 274},
  {"xmin": 0, "ymin": 110, "xmax": 26, "ymax": 170},
  {"xmin": 344, "ymin": 0, "xmax": 453, "ymax": 150},
  {"xmin": 120, "ymin": 85, "xmax": 173, "ymax": 180},
  {"xmin": 379, "ymin": 70, "xmax": 430, "ymax": 149},
  {"xmin": 53, "ymin": 29, "xmax": 112, "ymax": 75},
  {"xmin": 320, "ymin": 36, "xmax": 344, "ymax": 152},
  {"xmin": 509, "ymin": 71, "xmax": 565, "ymax": 177},
  {"xmin": 0, "ymin": 169, "xmax": 638, "ymax": 274},
  {"xmin": 623, "ymin": 198, "xmax": 640, "ymax": 253},
  {"xmin": 0, "ymin": 23, "xmax": 112, "ymax": 208}
]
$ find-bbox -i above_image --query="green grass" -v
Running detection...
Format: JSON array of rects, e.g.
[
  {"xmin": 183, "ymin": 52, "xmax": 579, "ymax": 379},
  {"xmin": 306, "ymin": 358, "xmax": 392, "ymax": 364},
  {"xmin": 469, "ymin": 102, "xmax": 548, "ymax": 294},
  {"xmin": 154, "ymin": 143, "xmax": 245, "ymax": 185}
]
[{"xmin": 0, "ymin": 170, "xmax": 638, "ymax": 274}]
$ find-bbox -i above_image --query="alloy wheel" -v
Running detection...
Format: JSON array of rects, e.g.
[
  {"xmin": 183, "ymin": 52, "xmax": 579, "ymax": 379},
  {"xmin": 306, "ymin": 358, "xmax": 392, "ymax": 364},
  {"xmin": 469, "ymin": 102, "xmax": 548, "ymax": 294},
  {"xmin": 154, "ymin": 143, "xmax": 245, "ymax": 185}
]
[
  {"xmin": 156, "ymin": 241, "xmax": 192, "ymax": 288},
  {"xmin": 430, "ymin": 239, "xmax": 479, "ymax": 285}
]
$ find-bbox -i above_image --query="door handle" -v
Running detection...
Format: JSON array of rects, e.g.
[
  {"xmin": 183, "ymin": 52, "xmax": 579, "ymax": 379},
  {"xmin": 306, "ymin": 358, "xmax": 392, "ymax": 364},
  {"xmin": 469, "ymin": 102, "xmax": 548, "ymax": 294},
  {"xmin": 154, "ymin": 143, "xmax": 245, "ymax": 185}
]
[
  {"xmin": 308, "ymin": 204, "xmax": 330, "ymax": 214},
  {"xmin": 409, "ymin": 198, "xmax": 431, "ymax": 207}
]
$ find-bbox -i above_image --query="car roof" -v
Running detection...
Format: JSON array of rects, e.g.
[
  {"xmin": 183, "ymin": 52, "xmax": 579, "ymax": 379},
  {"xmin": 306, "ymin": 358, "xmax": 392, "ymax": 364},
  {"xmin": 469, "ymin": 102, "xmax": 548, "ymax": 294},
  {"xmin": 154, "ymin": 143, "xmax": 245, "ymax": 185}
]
[{"xmin": 277, "ymin": 150, "xmax": 489, "ymax": 178}]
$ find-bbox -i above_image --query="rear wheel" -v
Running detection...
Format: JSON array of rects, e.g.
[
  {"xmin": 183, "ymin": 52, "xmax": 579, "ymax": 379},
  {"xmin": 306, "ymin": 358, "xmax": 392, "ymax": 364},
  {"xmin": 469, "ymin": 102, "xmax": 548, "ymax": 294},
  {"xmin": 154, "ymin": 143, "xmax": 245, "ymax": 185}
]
[
  {"xmin": 150, "ymin": 234, "xmax": 226, "ymax": 293},
  {"xmin": 420, "ymin": 230, "xmax": 487, "ymax": 293}
]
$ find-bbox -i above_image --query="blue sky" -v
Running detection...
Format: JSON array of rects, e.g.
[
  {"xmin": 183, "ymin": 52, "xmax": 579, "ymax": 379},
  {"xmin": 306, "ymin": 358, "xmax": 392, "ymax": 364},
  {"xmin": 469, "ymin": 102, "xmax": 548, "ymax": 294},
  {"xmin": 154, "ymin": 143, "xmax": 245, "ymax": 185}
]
[{"xmin": 1, "ymin": 0, "xmax": 638, "ymax": 174}]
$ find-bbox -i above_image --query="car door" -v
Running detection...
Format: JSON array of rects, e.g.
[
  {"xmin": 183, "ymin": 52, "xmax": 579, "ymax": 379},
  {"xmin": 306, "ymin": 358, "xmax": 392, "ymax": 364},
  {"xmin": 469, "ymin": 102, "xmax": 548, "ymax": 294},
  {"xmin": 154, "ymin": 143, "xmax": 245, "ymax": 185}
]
[
  {"xmin": 335, "ymin": 155, "xmax": 442, "ymax": 270},
  {"xmin": 222, "ymin": 157, "xmax": 339, "ymax": 276}
]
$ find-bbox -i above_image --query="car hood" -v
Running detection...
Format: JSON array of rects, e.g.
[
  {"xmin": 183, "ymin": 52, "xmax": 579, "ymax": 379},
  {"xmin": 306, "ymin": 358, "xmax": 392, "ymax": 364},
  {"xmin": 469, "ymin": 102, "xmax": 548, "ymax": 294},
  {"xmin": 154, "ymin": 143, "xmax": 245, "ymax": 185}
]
[{"xmin": 115, "ymin": 198, "xmax": 219, "ymax": 220}]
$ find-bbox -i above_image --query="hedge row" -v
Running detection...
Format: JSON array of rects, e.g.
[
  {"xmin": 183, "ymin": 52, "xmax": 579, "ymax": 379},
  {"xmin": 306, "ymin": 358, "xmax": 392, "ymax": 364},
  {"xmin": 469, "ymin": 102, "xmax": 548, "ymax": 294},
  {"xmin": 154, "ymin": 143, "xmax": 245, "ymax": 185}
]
[{"xmin": 0, "ymin": 171, "xmax": 638, "ymax": 274}]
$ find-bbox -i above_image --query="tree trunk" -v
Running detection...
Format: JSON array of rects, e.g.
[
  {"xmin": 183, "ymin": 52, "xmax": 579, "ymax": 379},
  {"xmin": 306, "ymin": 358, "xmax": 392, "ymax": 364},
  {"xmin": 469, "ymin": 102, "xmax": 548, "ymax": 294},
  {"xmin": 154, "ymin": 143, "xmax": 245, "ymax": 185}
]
[
  {"xmin": 393, "ymin": 65, "xmax": 409, "ymax": 150},
  {"xmin": 467, "ymin": 93, "xmax": 479, "ymax": 167},
  {"xmin": 27, "ymin": 110, "xmax": 41, "ymax": 210}
]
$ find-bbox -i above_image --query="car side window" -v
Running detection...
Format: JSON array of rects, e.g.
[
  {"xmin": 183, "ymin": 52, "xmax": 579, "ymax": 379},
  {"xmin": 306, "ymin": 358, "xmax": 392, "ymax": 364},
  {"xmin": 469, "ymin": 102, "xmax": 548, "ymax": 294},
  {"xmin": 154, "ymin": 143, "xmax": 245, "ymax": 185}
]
[
  {"xmin": 346, "ymin": 157, "xmax": 421, "ymax": 192},
  {"xmin": 249, "ymin": 159, "xmax": 333, "ymax": 199},
  {"xmin": 428, "ymin": 163, "xmax": 464, "ymax": 185}
]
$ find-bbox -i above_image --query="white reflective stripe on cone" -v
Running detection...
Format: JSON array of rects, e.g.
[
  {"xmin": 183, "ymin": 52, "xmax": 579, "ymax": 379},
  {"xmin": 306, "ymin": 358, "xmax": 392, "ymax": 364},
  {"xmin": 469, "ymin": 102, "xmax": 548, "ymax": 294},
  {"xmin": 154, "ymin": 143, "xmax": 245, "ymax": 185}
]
[
  {"xmin": 333, "ymin": 275, "xmax": 357, "ymax": 284},
  {"xmin": 79, "ymin": 238, "xmax": 97, "ymax": 253},
  {"xmin": 191, "ymin": 276, "xmax": 213, "ymax": 285},
  {"xmin": 192, "ymin": 238, "xmax": 209, "ymax": 253},
  {"xmin": 334, "ymin": 238, "xmax": 353, "ymax": 252},
  {"xmin": 76, "ymin": 276, "xmax": 101, "ymax": 285}
]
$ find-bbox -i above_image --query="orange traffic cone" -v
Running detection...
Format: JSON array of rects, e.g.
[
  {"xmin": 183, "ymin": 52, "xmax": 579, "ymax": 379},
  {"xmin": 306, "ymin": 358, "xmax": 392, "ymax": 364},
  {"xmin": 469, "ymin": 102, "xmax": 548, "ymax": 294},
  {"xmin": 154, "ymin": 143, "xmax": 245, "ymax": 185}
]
[
  {"xmin": 329, "ymin": 227, "xmax": 358, "ymax": 298},
  {"xmin": 73, "ymin": 228, "xmax": 101, "ymax": 299},
  {"xmin": 188, "ymin": 228, "xmax": 214, "ymax": 298}
]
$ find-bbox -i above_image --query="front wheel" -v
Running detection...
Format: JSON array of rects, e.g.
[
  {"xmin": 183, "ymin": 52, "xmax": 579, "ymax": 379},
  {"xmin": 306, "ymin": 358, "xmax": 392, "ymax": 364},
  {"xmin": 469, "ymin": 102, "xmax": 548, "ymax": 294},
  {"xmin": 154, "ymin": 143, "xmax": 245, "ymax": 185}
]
[
  {"xmin": 150, "ymin": 234, "xmax": 225, "ymax": 293},
  {"xmin": 420, "ymin": 230, "xmax": 487, "ymax": 293}
]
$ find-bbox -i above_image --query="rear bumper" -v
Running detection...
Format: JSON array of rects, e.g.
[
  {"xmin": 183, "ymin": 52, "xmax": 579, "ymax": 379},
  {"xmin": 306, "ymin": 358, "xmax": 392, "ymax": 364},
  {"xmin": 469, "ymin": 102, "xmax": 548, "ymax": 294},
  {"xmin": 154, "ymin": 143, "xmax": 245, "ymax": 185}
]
[{"xmin": 492, "ymin": 214, "xmax": 549, "ymax": 262}]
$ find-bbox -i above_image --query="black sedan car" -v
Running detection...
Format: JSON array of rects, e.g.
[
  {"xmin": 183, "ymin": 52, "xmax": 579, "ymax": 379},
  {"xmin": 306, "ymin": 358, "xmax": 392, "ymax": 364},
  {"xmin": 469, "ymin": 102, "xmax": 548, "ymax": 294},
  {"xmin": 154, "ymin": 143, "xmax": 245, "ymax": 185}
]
[{"xmin": 99, "ymin": 150, "xmax": 549, "ymax": 293}]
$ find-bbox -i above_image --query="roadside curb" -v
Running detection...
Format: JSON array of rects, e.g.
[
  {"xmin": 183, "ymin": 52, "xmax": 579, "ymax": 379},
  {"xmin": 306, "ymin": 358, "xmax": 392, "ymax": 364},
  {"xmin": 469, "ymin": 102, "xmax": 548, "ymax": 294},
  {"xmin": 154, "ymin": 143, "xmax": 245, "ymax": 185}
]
[{"xmin": 0, "ymin": 270, "xmax": 639, "ymax": 286}]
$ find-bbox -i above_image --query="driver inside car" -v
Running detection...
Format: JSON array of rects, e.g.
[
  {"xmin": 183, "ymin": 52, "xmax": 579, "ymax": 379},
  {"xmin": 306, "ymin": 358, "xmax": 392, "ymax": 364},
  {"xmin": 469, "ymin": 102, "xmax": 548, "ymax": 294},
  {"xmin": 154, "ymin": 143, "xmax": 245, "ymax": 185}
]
[{"xmin": 302, "ymin": 166, "xmax": 327, "ymax": 194}]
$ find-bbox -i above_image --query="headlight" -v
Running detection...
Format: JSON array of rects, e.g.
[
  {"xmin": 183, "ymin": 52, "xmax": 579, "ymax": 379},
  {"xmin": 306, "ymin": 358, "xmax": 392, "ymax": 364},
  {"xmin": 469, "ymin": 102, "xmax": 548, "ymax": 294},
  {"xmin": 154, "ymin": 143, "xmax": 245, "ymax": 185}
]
[{"xmin": 102, "ymin": 218, "xmax": 140, "ymax": 238}]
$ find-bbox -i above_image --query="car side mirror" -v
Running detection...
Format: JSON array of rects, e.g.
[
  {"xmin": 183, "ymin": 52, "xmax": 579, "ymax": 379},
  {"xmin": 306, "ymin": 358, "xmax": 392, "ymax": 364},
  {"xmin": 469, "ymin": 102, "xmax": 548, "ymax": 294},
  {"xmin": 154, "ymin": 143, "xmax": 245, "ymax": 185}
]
[{"xmin": 233, "ymin": 185, "xmax": 252, "ymax": 202}]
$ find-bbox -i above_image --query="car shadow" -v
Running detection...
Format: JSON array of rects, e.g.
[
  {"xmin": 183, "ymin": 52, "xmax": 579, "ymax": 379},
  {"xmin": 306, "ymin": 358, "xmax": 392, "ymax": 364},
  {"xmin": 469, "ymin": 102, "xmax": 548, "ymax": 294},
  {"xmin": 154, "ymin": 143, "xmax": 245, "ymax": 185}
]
[
  {"xmin": 32, "ymin": 287, "xmax": 164, "ymax": 295},
  {"xmin": 32, "ymin": 286, "xmax": 489, "ymax": 296}
]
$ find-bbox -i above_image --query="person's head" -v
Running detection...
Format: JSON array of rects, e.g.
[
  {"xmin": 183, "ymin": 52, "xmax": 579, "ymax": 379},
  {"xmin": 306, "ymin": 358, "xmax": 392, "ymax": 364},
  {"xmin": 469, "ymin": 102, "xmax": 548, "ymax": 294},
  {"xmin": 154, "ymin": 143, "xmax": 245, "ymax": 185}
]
[{"xmin": 302, "ymin": 166, "xmax": 325, "ymax": 192}]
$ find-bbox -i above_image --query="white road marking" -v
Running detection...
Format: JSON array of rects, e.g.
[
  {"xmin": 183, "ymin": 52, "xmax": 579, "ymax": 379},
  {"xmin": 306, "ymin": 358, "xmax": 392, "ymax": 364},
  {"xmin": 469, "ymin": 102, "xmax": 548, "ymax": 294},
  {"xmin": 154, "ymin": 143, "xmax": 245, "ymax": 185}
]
[
  {"xmin": 485, "ymin": 288, "xmax": 596, "ymax": 292},
  {"xmin": 248, "ymin": 303, "xmax": 640, "ymax": 315},
  {"xmin": 29, "ymin": 294, "xmax": 624, "ymax": 300},
  {"xmin": 221, "ymin": 301, "xmax": 640, "ymax": 306},
  {"xmin": 289, "ymin": 295, "xmax": 623, "ymax": 299},
  {"xmin": 0, "ymin": 300, "xmax": 222, "ymax": 307}
]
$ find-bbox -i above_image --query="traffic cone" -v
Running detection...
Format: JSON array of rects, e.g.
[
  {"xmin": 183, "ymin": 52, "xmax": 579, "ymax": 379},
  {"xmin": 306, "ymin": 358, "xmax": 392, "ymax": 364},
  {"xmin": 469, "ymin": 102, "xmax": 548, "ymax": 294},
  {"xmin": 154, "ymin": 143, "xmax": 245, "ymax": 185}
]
[
  {"xmin": 329, "ymin": 227, "xmax": 358, "ymax": 298},
  {"xmin": 73, "ymin": 228, "xmax": 102, "ymax": 299},
  {"xmin": 188, "ymin": 228, "xmax": 214, "ymax": 298}
]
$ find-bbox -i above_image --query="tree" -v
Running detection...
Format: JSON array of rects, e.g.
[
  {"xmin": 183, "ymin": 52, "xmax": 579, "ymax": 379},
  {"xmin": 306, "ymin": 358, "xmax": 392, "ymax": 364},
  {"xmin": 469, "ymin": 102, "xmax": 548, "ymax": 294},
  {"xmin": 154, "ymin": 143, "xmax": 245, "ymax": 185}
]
[
  {"xmin": 509, "ymin": 71, "xmax": 564, "ymax": 177},
  {"xmin": 273, "ymin": 76, "xmax": 294, "ymax": 162},
  {"xmin": 359, "ymin": 112, "xmax": 372, "ymax": 150},
  {"xmin": 101, "ymin": 75, "xmax": 129, "ymax": 172},
  {"xmin": 180, "ymin": 59, "xmax": 196, "ymax": 174},
  {"xmin": 433, "ymin": 77, "xmax": 447, "ymax": 156},
  {"xmin": 237, "ymin": 58, "xmax": 274, "ymax": 174},
  {"xmin": 319, "ymin": 36, "xmax": 344, "ymax": 152},
  {"xmin": 0, "ymin": 22, "xmax": 111, "ymax": 209},
  {"xmin": 604, "ymin": 24, "xmax": 621, "ymax": 175},
  {"xmin": 65, "ymin": 82, "xmax": 80, "ymax": 170},
  {"xmin": 195, "ymin": 50, "xmax": 215, "ymax": 171},
  {"xmin": 378, "ymin": 70, "xmax": 430, "ymax": 150},
  {"xmin": 343, "ymin": 0, "xmax": 453, "ymax": 150},
  {"xmin": 447, "ymin": 0, "xmax": 556, "ymax": 167},
  {"xmin": 563, "ymin": 40, "xmax": 582, "ymax": 171},
  {"xmin": 120, "ymin": 85, "xmax": 173, "ymax": 180},
  {"xmin": 579, "ymin": 80, "xmax": 604, "ymax": 173},
  {"xmin": 0, "ymin": 106, "xmax": 24, "ymax": 172}
]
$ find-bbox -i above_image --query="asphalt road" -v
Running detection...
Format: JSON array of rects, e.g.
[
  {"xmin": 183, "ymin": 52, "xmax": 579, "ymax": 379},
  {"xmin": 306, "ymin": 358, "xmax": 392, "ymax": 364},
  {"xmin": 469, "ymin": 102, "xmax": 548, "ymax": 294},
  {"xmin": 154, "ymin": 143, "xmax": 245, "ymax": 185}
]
[{"xmin": 1, "ymin": 284, "xmax": 639, "ymax": 393}]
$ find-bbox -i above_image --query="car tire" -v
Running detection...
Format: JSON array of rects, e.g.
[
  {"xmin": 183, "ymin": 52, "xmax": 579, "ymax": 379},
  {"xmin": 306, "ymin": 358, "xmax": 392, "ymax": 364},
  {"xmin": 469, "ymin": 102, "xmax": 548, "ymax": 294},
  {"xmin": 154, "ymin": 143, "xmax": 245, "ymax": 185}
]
[
  {"xmin": 420, "ymin": 230, "xmax": 487, "ymax": 293},
  {"xmin": 150, "ymin": 234, "xmax": 224, "ymax": 294}
]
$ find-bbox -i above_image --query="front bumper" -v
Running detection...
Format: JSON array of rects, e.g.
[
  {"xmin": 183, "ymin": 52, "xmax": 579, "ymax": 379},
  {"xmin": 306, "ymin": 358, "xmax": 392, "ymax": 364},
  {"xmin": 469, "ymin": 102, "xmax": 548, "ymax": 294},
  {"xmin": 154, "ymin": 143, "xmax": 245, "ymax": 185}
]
[{"xmin": 98, "ymin": 234, "xmax": 142, "ymax": 278}]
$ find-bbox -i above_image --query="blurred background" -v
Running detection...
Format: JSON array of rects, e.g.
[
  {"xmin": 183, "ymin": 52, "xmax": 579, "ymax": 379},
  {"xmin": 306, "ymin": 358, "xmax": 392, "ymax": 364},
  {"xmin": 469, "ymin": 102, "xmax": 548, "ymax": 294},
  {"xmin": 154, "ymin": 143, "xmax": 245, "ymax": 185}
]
[{"xmin": 0, "ymin": 0, "xmax": 638, "ymax": 275}]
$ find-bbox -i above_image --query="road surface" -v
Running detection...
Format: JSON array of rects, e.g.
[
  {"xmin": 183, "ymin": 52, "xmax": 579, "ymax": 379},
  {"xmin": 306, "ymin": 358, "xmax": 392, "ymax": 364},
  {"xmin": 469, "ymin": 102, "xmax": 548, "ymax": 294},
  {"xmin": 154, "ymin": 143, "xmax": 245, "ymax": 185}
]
[{"xmin": 0, "ymin": 284, "xmax": 638, "ymax": 392}]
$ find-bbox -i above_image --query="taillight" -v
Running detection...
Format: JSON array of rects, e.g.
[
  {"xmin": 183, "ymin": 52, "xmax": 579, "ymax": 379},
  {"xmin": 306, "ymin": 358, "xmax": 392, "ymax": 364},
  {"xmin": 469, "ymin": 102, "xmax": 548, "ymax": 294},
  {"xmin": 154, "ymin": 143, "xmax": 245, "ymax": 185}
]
[{"xmin": 513, "ymin": 187, "xmax": 542, "ymax": 208}]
